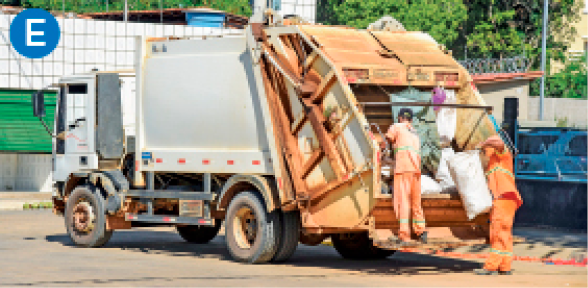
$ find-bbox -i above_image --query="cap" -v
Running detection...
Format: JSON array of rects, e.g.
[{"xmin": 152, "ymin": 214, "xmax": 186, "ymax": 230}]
[{"xmin": 398, "ymin": 107, "xmax": 413, "ymax": 120}]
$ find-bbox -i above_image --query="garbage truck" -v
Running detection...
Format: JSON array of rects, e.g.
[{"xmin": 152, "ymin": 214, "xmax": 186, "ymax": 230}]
[{"xmin": 32, "ymin": 11, "xmax": 504, "ymax": 264}]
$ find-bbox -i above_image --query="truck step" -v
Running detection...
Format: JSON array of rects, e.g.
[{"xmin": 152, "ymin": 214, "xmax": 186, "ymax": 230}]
[
  {"xmin": 125, "ymin": 213, "xmax": 215, "ymax": 226},
  {"xmin": 373, "ymin": 238, "xmax": 487, "ymax": 250}
]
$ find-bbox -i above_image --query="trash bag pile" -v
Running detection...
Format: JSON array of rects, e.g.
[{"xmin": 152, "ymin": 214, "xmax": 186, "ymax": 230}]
[{"xmin": 385, "ymin": 86, "xmax": 494, "ymax": 220}]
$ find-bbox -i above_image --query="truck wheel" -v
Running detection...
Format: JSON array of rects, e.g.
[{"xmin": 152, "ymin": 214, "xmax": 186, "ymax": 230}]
[
  {"xmin": 225, "ymin": 191, "xmax": 280, "ymax": 264},
  {"xmin": 331, "ymin": 232, "xmax": 396, "ymax": 260},
  {"xmin": 272, "ymin": 210, "xmax": 300, "ymax": 262},
  {"xmin": 176, "ymin": 219, "xmax": 222, "ymax": 244},
  {"xmin": 64, "ymin": 185, "xmax": 113, "ymax": 248}
]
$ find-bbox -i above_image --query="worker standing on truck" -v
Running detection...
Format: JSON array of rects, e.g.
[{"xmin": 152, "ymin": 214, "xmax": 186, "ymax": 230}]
[
  {"xmin": 475, "ymin": 135, "xmax": 523, "ymax": 275},
  {"xmin": 384, "ymin": 108, "xmax": 427, "ymax": 244}
]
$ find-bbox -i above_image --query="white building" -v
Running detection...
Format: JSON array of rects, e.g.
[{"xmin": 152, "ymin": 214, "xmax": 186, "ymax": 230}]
[{"xmin": 0, "ymin": 2, "xmax": 317, "ymax": 192}]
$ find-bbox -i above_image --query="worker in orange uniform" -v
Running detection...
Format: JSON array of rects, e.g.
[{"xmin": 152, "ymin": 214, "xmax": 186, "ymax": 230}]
[
  {"xmin": 383, "ymin": 108, "xmax": 427, "ymax": 244},
  {"xmin": 474, "ymin": 135, "xmax": 523, "ymax": 275}
]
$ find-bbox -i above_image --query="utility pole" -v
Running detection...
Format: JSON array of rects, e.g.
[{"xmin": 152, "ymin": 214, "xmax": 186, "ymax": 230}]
[
  {"xmin": 124, "ymin": 0, "xmax": 128, "ymax": 22},
  {"xmin": 539, "ymin": 0, "xmax": 549, "ymax": 120}
]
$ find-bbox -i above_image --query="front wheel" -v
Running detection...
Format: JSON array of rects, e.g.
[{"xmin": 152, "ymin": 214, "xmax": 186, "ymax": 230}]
[
  {"xmin": 331, "ymin": 232, "xmax": 396, "ymax": 260},
  {"xmin": 225, "ymin": 191, "xmax": 280, "ymax": 264},
  {"xmin": 64, "ymin": 185, "xmax": 113, "ymax": 247}
]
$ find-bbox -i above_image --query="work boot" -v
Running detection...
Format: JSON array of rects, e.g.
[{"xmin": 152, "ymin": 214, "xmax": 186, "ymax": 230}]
[
  {"xmin": 418, "ymin": 231, "xmax": 428, "ymax": 244},
  {"xmin": 499, "ymin": 271, "xmax": 513, "ymax": 275},
  {"xmin": 387, "ymin": 235, "xmax": 410, "ymax": 246},
  {"xmin": 474, "ymin": 269, "xmax": 498, "ymax": 275}
]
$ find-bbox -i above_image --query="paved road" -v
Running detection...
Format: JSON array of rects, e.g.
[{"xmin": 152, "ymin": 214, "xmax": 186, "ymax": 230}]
[{"xmin": 0, "ymin": 210, "xmax": 585, "ymax": 287}]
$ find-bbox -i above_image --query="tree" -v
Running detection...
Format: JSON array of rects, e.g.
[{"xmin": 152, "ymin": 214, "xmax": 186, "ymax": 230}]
[
  {"xmin": 326, "ymin": 0, "xmax": 467, "ymax": 50},
  {"xmin": 530, "ymin": 52, "xmax": 587, "ymax": 99},
  {"xmin": 464, "ymin": 0, "xmax": 582, "ymax": 67},
  {"xmin": 14, "ymin": 0, "xmax": 251, "ymax": 16}
]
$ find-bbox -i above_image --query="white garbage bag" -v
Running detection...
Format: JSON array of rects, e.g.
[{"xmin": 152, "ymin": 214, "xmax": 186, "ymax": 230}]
[
  {"xmin": 447, "ymin": 150, "xmax": 493, "ymax": 220},
  {"xmin": 436, "ymin": 147, "xmax": 456, "ymax": 192},
  {"xmin": 421, "ymin": 175, "xmax": 442, "ymax": 195},
  {"xmin": 437, "ymin": 89, "xmax": 457, "ymax": 147}
]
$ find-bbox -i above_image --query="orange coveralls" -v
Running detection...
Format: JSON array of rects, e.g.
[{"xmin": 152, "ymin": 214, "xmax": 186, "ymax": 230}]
[
  {"xmin": 386, "ymin": 123, "xmax": 425, "ymax": 241},
  {"xmin": 482, "ymin": 145, "xmax": 523, "ymax": 272}
]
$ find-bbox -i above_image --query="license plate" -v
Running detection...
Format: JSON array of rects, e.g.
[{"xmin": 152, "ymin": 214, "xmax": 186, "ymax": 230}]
[{"xmin": 179, "ymin": 200, "xmax": 203, "ymax": 217}]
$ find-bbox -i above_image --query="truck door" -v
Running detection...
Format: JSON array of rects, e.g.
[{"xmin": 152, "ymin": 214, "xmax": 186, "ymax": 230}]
[
  {"xmin": 64, "ymin": 83, "xmax": 90, "ymax": 154},
  {"xmin": 53, "ymin": 79, "xmax": 97, "ymax": 182}
]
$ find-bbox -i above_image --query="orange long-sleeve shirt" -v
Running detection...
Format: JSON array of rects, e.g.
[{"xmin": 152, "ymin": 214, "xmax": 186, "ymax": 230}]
[
  {"xmin": 386, "ymin": 123, "xmax": 421, "ymax": 174},
  {"xmin": 483, "ymin": 146, "xmax": 523, "ymax": 208}
]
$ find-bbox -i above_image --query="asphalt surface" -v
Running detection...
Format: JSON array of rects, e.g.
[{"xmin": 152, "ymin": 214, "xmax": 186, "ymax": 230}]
[{"xmin": 0, "ymin": 210, "xmax": 586, "ymax": 287}]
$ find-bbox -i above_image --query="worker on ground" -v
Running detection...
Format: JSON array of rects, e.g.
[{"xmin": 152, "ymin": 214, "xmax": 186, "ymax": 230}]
[
  {"xmin": 474, "ymin": 135, "xmax": 523, "ymax": 275},
  {"xmin": 382, "ymin": 108, "xmax": 427, "ymax": 244}
]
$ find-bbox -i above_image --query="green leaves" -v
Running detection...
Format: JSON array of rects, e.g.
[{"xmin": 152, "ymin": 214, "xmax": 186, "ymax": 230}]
[
  {"xmin": 530, "ymin": 52, "xmax": 587, "ymax": 99},
  {"xmin": 328, "ymin": 0, "xmax": 467, "ymax": 48},
  {"xmin": 18, "ymin": 0, "xmax": 251, "ymax": 16}
]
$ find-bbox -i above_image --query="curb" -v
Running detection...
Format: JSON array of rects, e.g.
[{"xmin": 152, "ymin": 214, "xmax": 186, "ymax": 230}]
[
  {"xmin": 399, "ymin": 248, "xmax": 588, "ymax": 267},
  {"xmin": 0, "ymin": 200, "xmax": 53, "ymax": 211}
]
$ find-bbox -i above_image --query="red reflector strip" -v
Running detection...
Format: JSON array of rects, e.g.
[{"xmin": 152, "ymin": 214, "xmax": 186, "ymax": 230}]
[
  {"xmin": 163, "ymin": 217, "xmax": 172, "ymax": 222},
  {"xmin": 277, "ymin": 178, "xmax": 282, "ymax": 189},
  {"xmin": 202, "ymin": 159, "xmax": 210, "ymax": 165},
  {"xmin": 127, "ymin": 214, "xmax": 135, "ymax": 220},
  {"xmin": 227, "ymin": 160, "xmax": 234, "ymax": 165},
  {"xmin": 178, "ymin": 158, "xmax": 186, "ymax": 164},
  {"xmin": 198, "ymin": 219, "xmax": 209, "ymax": 225},
  {"xmin": 156, "ymin": 158, "xmax": 163, "ymax": 163},
  {"xmin": 135, "ymin": 161, "xmax": 139, "ymax": 171},
  {"xmin": 252, "ymin": 160, "xmax": 261, "ymax": 165}
]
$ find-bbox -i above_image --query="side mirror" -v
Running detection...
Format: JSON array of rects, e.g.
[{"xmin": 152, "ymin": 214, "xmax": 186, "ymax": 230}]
[{"xmin": 32, "ymin": 91, "xmax": 46, "ymax": 118}]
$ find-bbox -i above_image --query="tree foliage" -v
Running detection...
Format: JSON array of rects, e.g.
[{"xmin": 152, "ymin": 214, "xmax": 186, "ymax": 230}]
[
  {"xmin": 464, "ymin": 0, "xmax": 582, "ymax": 67},
  {"xmin": 12, "ymin": 0, "xmax": 251, "ymax": 16},
  {"xmin": 530, "ymin": 52, "xmax": 587, "ymax": 99},
  {"xmin": 324, "ymin": 0, "xmax": 467, "ymax": 49}
]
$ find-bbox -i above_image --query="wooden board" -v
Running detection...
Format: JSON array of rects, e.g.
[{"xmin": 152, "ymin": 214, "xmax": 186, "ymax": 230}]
[{"xmin": 455, "ymin": 78, "xmax": 498, "ymax": 150}]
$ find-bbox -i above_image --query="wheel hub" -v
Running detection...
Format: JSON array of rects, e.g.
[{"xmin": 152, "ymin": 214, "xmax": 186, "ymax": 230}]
[
  {"xmin": 233, "ymin": 207, "xmax": 258, "ymax": 249},
  {"xmin": 73, "ymin": 201, "xmax": 95, "ymax": 233}
]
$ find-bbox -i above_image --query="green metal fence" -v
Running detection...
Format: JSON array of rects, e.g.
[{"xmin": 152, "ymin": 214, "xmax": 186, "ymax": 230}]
[{"xmin": 0, "ymin": 89, "xmax": 57, "ymax": 152}]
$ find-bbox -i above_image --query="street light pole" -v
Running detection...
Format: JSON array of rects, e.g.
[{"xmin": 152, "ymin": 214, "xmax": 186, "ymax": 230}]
[
  {"xmin": 124, "ymin": 0, "xmax": 128, "ymax": 22},
  {"xmin": 539, "ymin": 0, "xmax": 549, "ymax": 120}
]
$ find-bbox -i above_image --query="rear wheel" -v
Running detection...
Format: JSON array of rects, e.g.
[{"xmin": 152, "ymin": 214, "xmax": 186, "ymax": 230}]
[
  {"xmin": 331, "ymin": 232, "xmax": 396, "ymax": 260},
  {"xmin": 225, "ymin": 191, "xmax": 280, "ymax": 264},
  {"xmin": 176, "ymin": 219, "xmax": 222, "ymax": 244},
  {"xmin": 64, "ymin": 185, "xmax": 113, "ymax": 247},
  {"xmin": 272, "ymin": 210, "xmax": 300, "ymax": 262}
]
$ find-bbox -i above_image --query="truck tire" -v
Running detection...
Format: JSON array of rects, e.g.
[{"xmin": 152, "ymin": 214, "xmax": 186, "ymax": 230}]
[
  {"xmin": 64, "ymin": 185, "xmax": 113, "ymax": 248},
  {"xmin": 331, "ymin": 232, "xmax": 396, "ymax": 260},
  {"xmin": 225, "ymin": 191, "xmax": 280, "ymax": 264},
  {"xmin": 272, "ymin": 210, "xmax": 300, "ymax": 262},
  {"xmin": 176, "ymin": 219, "xmax": 222, "ymax": 244}
]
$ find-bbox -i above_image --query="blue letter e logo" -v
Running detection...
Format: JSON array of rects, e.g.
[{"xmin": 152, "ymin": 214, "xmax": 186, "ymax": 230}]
[{"xmin": 10, "ymin": 9, "xmax": 60, "ymax": 59}]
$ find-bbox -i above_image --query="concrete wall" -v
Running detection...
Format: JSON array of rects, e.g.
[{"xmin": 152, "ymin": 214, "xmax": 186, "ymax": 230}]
[
  {"xmin": 0, "ymin": 154, "xmax": 51, "ymax": 192},
  {"xmin": 528, "ymin": 97, "xmax": 588, "ymax": 127},
  {"xmin": 0, "ymin": 14, "xmax": 244, "ymax": 90},
  {"xmin": 476, "ymin": 79, "xmax": 530, "ymax": 123},
  {"xmin": 253, "ymin": 0, "xmax": 317, "ymax": 23}
]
